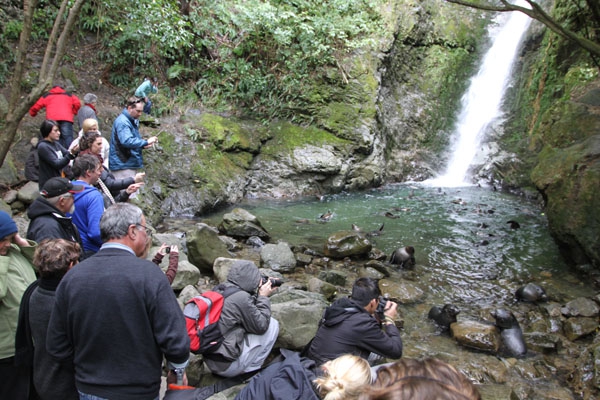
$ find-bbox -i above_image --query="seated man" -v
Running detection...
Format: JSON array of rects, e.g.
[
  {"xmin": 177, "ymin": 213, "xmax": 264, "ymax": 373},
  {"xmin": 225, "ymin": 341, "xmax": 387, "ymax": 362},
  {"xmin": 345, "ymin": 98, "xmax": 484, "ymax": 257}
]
[
  {"xmin": 305, "ymin": 277, "xmax": 403, "ymax": 366},
  {"xmin": 26, "ymin": 177, "xmax": 84, "ymax": 250},
  {"xmin": 203, "ymin": 261, "xmax": 279, "ymax": 378}
]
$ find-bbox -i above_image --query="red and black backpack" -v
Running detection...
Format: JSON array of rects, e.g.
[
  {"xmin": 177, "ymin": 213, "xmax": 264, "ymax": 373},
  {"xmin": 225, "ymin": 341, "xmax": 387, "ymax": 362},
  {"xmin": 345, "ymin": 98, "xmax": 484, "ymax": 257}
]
[{"xmin": 184, "ymin": 285, "xmax": 240, "ymax": 354}]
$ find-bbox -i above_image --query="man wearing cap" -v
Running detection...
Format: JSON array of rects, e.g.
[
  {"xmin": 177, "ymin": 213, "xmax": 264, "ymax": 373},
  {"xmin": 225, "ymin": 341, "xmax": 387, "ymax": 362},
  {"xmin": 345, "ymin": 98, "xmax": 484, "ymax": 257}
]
[
  {"xmin": 69, "ymin": 154, "xmax": 104, "ymax": 255},
  {"xmin": 27, "ymin": 177, "xmax": 84, "ymax": 251},
  {"xmin": 0, "ymin": 211, "xmax": 37, "ymax": 399}
]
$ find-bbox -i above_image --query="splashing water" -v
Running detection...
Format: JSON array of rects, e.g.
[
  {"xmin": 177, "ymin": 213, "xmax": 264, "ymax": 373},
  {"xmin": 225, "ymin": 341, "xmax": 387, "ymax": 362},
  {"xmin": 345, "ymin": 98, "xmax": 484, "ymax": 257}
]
[{"xmin": 432, "ymin": 4, "xmax": 532, "ymax": 187}]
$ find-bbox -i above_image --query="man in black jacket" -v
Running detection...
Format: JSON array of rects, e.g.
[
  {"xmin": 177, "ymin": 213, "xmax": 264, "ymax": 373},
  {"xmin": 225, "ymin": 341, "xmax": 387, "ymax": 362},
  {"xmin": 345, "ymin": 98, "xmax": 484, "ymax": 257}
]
[
  {"xmin": 27, "ymin": 177, "xmax": 83, "ymax": 248},
  {"xmin": 305, "ymin": 277, "xmax": 403, "ymax": 366},
  {"xmin": 47, "ymin": 203, "xmax": 190, "ymax": 400}
]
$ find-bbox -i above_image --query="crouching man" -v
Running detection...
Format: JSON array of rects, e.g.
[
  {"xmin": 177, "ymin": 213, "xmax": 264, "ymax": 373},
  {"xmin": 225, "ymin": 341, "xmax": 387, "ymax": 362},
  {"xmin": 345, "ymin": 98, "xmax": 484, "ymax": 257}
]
[{"xmin": 204, "ymin": 261, "xmax": 279, "ymax": 378}]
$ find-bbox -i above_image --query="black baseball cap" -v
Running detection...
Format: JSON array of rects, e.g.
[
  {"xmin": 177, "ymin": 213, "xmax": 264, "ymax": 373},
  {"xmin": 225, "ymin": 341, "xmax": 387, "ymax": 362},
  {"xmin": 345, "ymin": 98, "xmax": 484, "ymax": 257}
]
[{"xmin": 40, "ymin": 177, "xmax": 84, "ymax": 198}]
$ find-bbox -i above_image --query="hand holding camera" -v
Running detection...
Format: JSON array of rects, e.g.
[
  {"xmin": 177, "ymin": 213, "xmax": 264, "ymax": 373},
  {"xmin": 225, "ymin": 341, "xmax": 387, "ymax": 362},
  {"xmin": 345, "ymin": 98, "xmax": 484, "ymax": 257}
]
[{"xmin": 258, "ymin": 275, "xmax": 283, "ymax": 297}]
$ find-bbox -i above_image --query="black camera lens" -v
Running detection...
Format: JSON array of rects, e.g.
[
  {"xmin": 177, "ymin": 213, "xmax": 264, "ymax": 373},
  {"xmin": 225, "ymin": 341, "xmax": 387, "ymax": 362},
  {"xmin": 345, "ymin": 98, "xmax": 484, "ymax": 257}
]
[
  {"xmin": 261, "ymin": 275, "xmax": 284, "ymax": 287},
  {"xmin": 164, "ymin": 247, "xmax": 170, "ymax": 254}
]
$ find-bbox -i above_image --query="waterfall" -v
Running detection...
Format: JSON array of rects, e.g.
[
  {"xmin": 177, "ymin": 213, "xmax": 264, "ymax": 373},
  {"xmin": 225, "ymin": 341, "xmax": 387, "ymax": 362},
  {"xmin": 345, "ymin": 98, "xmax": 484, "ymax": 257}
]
[{"xmin": 431, "ymin": 4, "xmax": 531, "ymax": 187}]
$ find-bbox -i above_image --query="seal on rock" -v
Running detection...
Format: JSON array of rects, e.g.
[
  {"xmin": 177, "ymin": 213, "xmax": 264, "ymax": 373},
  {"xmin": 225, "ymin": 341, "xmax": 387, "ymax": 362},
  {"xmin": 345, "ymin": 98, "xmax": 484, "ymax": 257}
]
[
  {"xmin": 428, "ymin": 304, "xmax": 460, "ymax": 330},
  {"xmin": 389, "ymin": 246, "xmax": 415, "ymax": 269},
  {"xmin": 491, "ymin": 308, "xmax": 527, "ymax": 357},
  {"xmin": 515, "ymin": 283, "xmax": 548, "ymax": 303}
]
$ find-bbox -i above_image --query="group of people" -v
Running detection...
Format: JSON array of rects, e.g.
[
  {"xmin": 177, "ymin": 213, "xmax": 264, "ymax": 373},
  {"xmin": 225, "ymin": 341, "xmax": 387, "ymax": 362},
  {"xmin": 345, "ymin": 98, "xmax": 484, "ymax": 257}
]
[{"xmin": 1, "ymin": 80, "xmax": 481, "ymax": 400}]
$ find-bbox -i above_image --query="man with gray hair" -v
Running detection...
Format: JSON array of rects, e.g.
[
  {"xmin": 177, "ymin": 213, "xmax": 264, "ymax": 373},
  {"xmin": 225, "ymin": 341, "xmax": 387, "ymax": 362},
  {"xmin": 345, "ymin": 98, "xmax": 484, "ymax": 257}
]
[
  {"xmin": 26, "ymin": 177, "xmax": 84, "ymax": 250},
  {"xmin": 47, "ymin": 203, "xmax": 190, "ymax": 400},
  {"xmin": 77, "ymin": 93, "xmax": 98, "ymax": 130}
]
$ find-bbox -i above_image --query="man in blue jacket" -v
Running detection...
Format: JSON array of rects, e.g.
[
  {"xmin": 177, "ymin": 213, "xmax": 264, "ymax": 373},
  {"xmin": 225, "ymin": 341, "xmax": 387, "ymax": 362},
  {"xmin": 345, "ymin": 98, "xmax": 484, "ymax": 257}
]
[
  {"xmin": 109, "ymin": 97, "xmax": 158, "ymax": 182},
  {"xmin": 68, "ymin": 154, "xmax": 104, "ymax": 256},
  {"xmin": 47, "ymin": 203, "xmax": 189, "ymax": 400}
]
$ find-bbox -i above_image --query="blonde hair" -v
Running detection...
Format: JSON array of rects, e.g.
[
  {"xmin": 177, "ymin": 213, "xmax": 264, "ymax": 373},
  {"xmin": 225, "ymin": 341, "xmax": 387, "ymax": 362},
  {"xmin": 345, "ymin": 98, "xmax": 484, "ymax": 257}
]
[
  {"xmin": 314, "ymin": 355, "xmax": 372, "ymax": 400},
  {"xmin": 82, "ymin": 118, "xmax": 99, "ymax": 133},
  {"xmin": 358, "ymin": 358, "xmax": 481, "ymax": 400}
]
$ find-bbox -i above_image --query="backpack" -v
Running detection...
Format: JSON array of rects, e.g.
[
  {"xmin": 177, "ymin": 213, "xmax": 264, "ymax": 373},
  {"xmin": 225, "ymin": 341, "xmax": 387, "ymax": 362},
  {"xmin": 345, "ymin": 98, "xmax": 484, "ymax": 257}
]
[{"xmin": 184, "ymin": 285, "xmax": 240, "ymax": 354}]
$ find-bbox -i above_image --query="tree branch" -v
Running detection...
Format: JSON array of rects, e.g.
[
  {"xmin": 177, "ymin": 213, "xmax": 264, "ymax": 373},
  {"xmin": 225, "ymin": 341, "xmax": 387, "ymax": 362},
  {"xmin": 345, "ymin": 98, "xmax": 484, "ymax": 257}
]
[{"xmin": 444, "ymin": 0, "xmax": 600, "ymax": 58}]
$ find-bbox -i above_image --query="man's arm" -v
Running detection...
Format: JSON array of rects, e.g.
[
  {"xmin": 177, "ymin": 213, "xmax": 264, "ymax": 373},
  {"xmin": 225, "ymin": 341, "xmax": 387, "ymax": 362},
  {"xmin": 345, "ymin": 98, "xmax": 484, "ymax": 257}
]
[
  {"xmin": 29, "ymin": 96, "xmax": 45, "ymax": 117},
  {"xmin": 356, "ymin": 315, "xmax": 403, "ymax": 360},
  {"xmin": 239, "ymin": 294, "xmax": 272, "ymax": 335},
  {"xmin": 86, "ymin": 193, "xmax": 105, "ymax": 249},
  {"xmin": 116, "ymin": 123, "xmax": 148, "ymax": 149}
]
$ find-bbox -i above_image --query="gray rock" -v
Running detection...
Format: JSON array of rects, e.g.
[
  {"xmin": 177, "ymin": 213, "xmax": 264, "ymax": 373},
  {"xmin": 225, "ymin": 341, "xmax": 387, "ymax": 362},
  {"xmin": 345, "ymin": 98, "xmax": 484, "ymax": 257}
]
[
  {"xmin": 379, "ymin": 278, "xmax": 426, "ymax": 304},
  {"xmin": 294, "ymin": 252, "xmax": 312, "ymax": 266},
  {"xmin": 318, "ymin": 270, "xmax": 347, "ymax": 286},
  {"xmin": 168, "ymin": 260, "xmax": 201, "ymax": 290},
  {"xmin": 307, "ymin": 277, "xmax": 337, "ymax": 300},
  {"xmin": 323, "ymin": 230, "xmax": 372, "ymax": 259},
  {"xmin": 2, "ymin": 189, "xmax": 18, "ymax": 204},
  {"xmin": 291, "ymin": 145, "xmax": 342, "ymax": 174},
  {"xmin": 17, "ymin": 181, "xmax": 41, "ymax": 204},
  {"xmin": 0, "ymin": 152, "xmax": 19, "ymax": 186},
  {"xmin": 218, "ymin": 208, "xmax": 270, "ymax": 239},
  {"xmin": 176, "ymin": 285, "xmax": 200, "ymax": 310},
  {"xmin": 186, "ymin": 223, "xmax": 231, "ymax": 273},
  {"xmin": 561, "ymin": 297, "xmax": 600, "ymax": 317},
  {"xmin": 0, "ymin": 200, "xmax": 10, "ymax": 214},
  {"xmin": 563, "ymin": 317, "xmax": 598, "ymax": 341},
  {"xmin": 523, "ymin": 332, "xmax": 562, "ymax": 354},
  {"xmin": 271, "ymin": 289, "xmax": 329, "ymax": 350},
  {"xmin": 358, "ymin": 266, "xmax": 386, "ymax": 280},
  {"xmin": 260, "ymin": 242, "xmax": 296, "ymax": 272},
  {"xmin": 451, "ymin": 320, "xmax": 501, "ymax": 353}
]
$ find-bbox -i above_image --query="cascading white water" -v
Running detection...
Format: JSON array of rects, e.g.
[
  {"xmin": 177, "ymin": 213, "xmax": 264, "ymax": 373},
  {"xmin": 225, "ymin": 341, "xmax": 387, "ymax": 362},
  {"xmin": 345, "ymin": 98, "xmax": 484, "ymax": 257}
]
[{"xmin": 431, "ymin": 4, "xmax": 532, "ymax": 187}]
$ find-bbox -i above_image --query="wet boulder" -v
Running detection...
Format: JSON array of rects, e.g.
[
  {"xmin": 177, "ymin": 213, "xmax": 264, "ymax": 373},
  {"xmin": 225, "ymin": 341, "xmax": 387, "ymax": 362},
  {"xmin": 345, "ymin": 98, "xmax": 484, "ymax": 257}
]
[
  {"xmin": 359, "ymin": 266, "xmax": 386, "ymax": 280},
  {"xmin": 451, "ymin": 320, "xmax": 501, "ymax": 353},
  {"xmin": 324, "ymin": 230, "xmax": 372, "ymax": 259},
  {"xmin": 563, "ymin": 317, "xmax": 598, "ymax": 341},
  {"xmin": 561, "ymin": 297, "xmax": 600, "ymax": 318},
  {"xmin": 260, "ymin": 242, "xmax": 296, "ymax": 273},
  {"xmin": 167, "ymin": 260, "xmax": 201, "ymax": 290},
  {"xmin": 271, "ymin": 289, "xmax": 329, "ymax": 350},
  {"xmin": 523, "ymin": 332, "xmax": 562, "ymax": 354},
  {"xmin": 307, "ymin": 277, "xmax": 337, "ymax": 300},
  {"xmin": 218, "ymin": 208, "xmax": 270, "ymax": 240},
  {"xmin": 186, "ymin": 223, "xmax": 231, "ymax": 273},
  {"xmin": 318, "ymin": 270, "xmax": 347, "ymax": 286},
  {"xmin": 378, "ymin": 278, "xmax": 426, "ymax": 304}
]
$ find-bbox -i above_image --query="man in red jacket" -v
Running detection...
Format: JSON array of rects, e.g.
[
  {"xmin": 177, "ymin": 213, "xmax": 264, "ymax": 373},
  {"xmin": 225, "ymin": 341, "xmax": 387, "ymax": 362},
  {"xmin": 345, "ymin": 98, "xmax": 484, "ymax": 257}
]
[{"xmin": 30, "ymin": 85, "xmax": 81, "ymax": 148}]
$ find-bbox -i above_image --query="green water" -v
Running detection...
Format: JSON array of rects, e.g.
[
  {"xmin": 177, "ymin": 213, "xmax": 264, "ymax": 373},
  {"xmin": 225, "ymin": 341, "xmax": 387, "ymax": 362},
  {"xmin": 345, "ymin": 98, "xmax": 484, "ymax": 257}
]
[
  {"xmin": 165, "ymin": 182, "xmax": 593, "ymax": 314},
  {"xmin": 163, "ymin": 183, "xmax": 596, "ymax": 393}
]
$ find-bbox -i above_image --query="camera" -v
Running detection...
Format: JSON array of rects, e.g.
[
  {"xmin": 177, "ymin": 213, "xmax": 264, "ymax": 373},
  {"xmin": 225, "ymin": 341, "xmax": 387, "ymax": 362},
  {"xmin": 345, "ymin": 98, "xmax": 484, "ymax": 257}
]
[
  {"xmin": 261, "ymin": 275, "xmax": 284, "ymax": 287},
  {"xmin": 375, "ymin": 293, "xmax": 390, "ymax": 322},
  {"xmin": 164, "ymin": 247, "xmax": 170, "ymax": 254}
]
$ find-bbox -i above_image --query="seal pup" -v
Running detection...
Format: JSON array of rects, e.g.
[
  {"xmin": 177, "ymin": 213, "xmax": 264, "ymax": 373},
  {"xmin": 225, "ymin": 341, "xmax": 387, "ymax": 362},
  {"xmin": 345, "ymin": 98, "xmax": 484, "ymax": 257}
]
[
  {"xmin": 389, "ymin": 246, "xmax": 415, "ymax": 269},
  {"xmin": 507, "ymin": 220, "xmax": 521, "ymax": 229},
  {"xmin": 318, "ymin": 210, "xmax": 333, "ymax": 222},
  {"xmin": 428, "ymin": 304, "xmax": 460, "ymax": 330},
  {"xmin": 515, "ymin": 283, "xmax": 548, "ymax": 303},
  {"xmin": 491, "ymin": 308, "xmax": 527, "ymax": 357}
]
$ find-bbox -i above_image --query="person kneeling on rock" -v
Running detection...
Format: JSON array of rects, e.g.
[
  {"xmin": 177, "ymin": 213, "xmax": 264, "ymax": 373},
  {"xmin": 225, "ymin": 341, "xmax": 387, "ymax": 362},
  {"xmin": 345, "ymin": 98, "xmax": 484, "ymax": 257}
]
[{"xmin": 203, "ymin": 261, "xmax": 279, "ymax": 378}]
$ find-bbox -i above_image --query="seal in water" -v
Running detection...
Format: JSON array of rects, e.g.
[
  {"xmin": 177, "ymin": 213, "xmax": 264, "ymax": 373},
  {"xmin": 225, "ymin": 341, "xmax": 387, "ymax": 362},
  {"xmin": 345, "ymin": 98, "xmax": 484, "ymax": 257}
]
[
  {"xmin": 491, "ymin": 308, "xmax": 527, "ymax": 357},
  {"xmin": 515, "ymin": 283, "xmax": 548, "ymax": 303},
  {"xmin": 428, "ymin": 304, "xmax": 460, "ymax": 330},
  {"xmin": 389, "ymin": 246, "xmax": 415, "ymax": 269}
]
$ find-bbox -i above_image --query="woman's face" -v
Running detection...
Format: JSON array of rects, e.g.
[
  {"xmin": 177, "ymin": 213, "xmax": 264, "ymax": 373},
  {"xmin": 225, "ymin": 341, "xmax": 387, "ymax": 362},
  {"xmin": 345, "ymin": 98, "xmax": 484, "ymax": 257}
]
[
  {"xmin": 47, "ymin": 125, "xmax": 61, "ymax": 142},
  {"xmin": 90, "ymin": 137, "xmax": 103, "ymax": 155},
  {"xmin": 85, "ymin": 122, "xmax": 98, "ymax": 133}
]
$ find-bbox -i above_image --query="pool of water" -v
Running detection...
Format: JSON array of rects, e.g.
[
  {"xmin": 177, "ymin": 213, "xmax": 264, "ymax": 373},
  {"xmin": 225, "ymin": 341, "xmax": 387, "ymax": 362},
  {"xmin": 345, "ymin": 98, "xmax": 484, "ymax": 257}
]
[{"xmin": 161, "ymin": 183, "xmax": 596, "ymax": 395}]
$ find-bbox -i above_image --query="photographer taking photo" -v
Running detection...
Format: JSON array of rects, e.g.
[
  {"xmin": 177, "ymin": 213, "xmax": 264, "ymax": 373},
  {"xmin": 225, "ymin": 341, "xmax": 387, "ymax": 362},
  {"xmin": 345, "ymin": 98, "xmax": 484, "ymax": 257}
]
[{"xmin": 304, "ymin": 277, "xmax": 403, "ymax": 367}]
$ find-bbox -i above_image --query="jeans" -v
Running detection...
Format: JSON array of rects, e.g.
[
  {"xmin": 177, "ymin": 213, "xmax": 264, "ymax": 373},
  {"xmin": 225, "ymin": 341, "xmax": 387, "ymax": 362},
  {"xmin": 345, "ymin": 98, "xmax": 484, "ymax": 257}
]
[
  {"xmin": 58, "ymin": 120, "xmax": 74, "ymax": 148},
  {"xmin": 143, "ymin": 99, "xmax": 152, "ymax": 115}
]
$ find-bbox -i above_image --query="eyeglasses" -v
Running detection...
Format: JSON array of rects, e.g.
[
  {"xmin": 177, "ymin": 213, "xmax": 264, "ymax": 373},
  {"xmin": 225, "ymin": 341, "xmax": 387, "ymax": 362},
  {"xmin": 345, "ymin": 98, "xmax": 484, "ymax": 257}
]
[
  {"xmin": 60, "ymin": 193, "xmax": 73, "ymax": 199},
  {"xmin": 135, "ymin": 223, "xmax": 154, "ymax": 236}
]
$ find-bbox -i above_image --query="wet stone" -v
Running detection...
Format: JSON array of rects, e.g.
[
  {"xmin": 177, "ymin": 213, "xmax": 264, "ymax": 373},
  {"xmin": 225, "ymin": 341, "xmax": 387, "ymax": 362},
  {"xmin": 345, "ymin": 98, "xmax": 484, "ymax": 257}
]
[
  {"xmin": 307, "ymin": 277, "xmax": 337, "ymax": 300},
  {"xmin": 563, "ymin": 317, "xmax": 599, "ymax": 341},
  {"xmin": 561, "ymin": 297, "xmax": 600, "ymax": 318},
  {"xmin": 318, "ymin": 270, "xmax": 347, "ymax": 286},
  {"xmin": 451, "ymin": 320, "xmax": 501, "ymax": 353},
  {"xmin": 523, "ymin": 332, "xmax": 562, "ymax": 354},
  {"xmin": 294, "ymin": 252, "xmax": 313, "ymax": 266},
  {"xmin": 359, "ymin": 266, "xmax": 386, "ymax": 280},
  {"xmin": 379, "ymin": 278, "xmax": 426, "ymax": 304}
]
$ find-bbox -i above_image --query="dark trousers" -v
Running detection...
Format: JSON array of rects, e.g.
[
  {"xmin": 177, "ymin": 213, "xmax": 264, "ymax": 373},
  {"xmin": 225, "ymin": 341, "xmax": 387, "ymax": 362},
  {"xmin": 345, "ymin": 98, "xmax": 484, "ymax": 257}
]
[
  {"xmin": 58, "ymin": 120, "xmax": 74, "ymax": 149},
  {"xmin": 0, "ymin": 356, "xmax": 36, "ymax": 400}
]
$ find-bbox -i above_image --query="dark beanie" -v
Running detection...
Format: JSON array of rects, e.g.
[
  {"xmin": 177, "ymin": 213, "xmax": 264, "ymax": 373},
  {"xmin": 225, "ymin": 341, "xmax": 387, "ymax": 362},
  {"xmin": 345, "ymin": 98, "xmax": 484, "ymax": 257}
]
[{"xmin": 0, "ymin": 211, "xmax": 18, "ymax": 239}]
